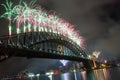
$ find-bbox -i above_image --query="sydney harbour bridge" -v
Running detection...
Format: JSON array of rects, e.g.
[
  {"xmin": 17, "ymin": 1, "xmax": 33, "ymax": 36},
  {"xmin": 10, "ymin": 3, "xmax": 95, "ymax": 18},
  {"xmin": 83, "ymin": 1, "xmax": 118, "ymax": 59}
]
[{"xmin": 0, "ymin": 0, "xmax": 107, "ymax": 72}]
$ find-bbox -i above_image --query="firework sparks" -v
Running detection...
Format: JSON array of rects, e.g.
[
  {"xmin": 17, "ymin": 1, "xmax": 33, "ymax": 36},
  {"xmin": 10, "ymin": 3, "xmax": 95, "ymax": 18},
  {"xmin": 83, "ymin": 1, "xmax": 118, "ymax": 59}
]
[
  {"xmin": 60, "ymin": 60, "xmax": 69, "ymax": 66},
  {"xmin": 1, "ymin": 0, "xmax": 85, "ymax": 48},
  {"xmin": 92, "ymin": 51, "xmax": 101, "ymax": 59}
]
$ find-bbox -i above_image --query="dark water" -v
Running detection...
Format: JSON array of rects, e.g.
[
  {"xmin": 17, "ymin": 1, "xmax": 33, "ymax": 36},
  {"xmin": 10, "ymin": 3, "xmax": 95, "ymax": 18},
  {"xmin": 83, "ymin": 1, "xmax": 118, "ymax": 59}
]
[
  {"xmin": 0, "ymin": 58, "xmax": 119, "ymax": 80},
  {"xmin": 1, "ymin": 67, "xmax": 120, "ymax": 80},
  {"xmin": 23, "ymin": 67, "xmax": 120, "ymax": 80},
  {"xmin": 51, "ymin": 67, "xmax": 120, "ymax": 80}
]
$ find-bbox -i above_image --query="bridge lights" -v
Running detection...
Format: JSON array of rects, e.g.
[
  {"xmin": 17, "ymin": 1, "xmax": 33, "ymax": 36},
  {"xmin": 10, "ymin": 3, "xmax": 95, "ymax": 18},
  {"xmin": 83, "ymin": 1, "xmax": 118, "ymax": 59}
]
[{"xmin": 88, "ymin": 55, "xmax": 97, "ymax": 69}]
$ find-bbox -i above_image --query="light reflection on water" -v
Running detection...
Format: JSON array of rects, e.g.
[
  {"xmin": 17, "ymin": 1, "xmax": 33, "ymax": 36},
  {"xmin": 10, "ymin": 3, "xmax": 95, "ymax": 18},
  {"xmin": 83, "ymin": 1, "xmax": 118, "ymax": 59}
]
[
  {"xmin": 53, "ymin": 68, "xmax": 112, "ymax": 80},
  {"xmin": 86, "ymin": 68, "xmax": 111, "ymax": 80}
]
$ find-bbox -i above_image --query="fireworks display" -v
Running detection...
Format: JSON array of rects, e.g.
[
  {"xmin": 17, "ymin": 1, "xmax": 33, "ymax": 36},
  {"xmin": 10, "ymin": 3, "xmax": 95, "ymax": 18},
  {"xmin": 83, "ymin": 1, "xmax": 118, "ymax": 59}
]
[
  {"xmin": 1, "ymin": 0, "xmax": 85, "ymax": 48},
  {"xmin": 60, "ymin": 60, "xmax": 69, "ymax": 66},
  {"xmin": 92, "ymin": 51, "xmax": 101, "ymax": 59}
]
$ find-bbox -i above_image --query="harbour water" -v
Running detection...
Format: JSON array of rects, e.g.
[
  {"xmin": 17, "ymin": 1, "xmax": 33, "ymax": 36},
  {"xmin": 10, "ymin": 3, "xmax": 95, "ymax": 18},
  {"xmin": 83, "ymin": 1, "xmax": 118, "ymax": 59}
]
[
  {"xmin": 38, "ymin": 67, "xmax": 120, "ymax": 80},
  {"xmin": 0, "ymin": 58, "xmax": 119, "ymax": 80}
]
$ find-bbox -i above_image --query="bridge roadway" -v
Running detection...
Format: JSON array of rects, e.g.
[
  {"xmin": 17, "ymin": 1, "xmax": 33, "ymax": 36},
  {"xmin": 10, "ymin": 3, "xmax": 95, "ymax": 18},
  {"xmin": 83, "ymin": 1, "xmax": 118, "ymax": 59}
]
[
  {"xmin": 0, "ymin": 32, "xmax": 104, "ymax": 70},
  {"xmin": 0, "ymin": 44, "xmax": 104, "ymax": 70}
]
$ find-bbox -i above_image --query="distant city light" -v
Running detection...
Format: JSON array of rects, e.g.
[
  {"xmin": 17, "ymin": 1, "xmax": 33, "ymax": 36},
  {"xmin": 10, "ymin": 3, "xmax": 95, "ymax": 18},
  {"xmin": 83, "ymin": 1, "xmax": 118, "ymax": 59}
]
[
  {"xmin": 45, "ymin": 72, "xmax": 54, "ymax": 80},
  {"xmin": 104, "ymin": 60, "xmax": 107, "ymax": 63},
  {"xmin": 36, "ymin": 73, "xmax": 40, "ymax": 76},
  {"xmin": 28, "ymin": 73, "xmax": 35, "ymax": 77}
]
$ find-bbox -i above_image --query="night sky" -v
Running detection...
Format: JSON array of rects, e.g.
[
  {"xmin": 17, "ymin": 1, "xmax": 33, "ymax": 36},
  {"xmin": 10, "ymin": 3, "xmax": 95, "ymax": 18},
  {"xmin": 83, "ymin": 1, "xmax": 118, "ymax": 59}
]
[{"xmin": 0, "ymin": 0, "xmax": 120, "ymax": 76}]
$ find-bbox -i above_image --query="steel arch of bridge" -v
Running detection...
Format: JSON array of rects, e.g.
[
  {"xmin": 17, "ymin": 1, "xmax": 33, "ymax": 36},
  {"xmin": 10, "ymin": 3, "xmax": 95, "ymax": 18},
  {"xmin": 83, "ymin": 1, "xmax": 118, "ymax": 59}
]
[{"xmin": 0, "ymin": 32, "xmax": 88, "ymax": 60}]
